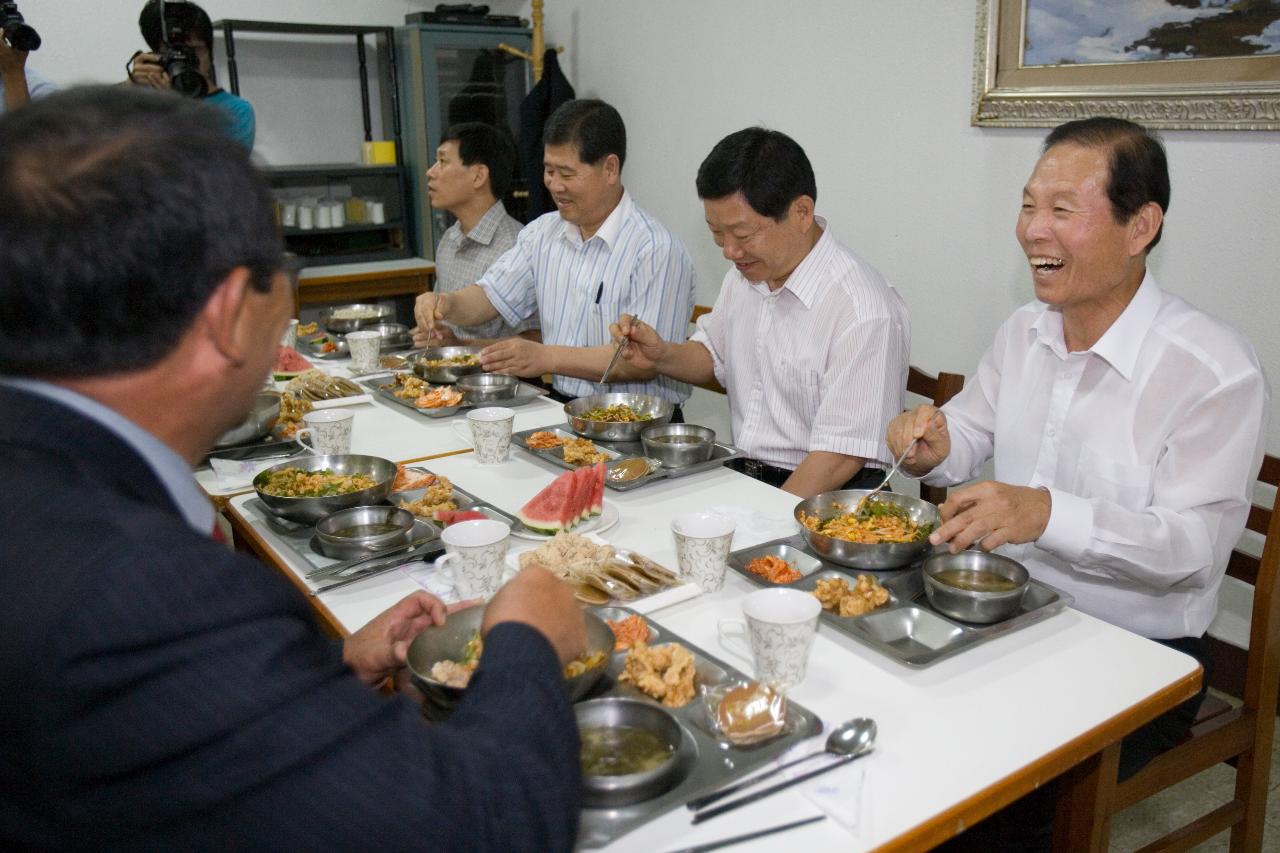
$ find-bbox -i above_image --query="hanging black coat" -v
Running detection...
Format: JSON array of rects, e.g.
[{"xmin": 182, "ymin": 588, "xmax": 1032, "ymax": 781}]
[{"xmin": 518, "ymin": 49, "xmax": 575, "ymax": 220}]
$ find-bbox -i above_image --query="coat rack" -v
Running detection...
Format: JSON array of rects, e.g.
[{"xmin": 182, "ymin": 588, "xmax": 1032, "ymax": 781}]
[{"xmin": 495, "ymin": 0, "xmax": 563, "ymax": 82}]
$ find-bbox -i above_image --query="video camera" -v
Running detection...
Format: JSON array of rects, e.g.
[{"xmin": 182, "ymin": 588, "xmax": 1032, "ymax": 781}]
[
  {"xmin": 1, "ymin": 1, "xmax": 41, "ymax": 52},
  {"xmin": 156, "ymin": 0, "xmax": 207, "ymax": 98}
]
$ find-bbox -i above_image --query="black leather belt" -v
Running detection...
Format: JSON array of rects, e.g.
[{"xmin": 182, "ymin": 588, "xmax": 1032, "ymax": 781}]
[{"xmin": 730, "ymin": 457, "xmax": 889, "ymax": 491}]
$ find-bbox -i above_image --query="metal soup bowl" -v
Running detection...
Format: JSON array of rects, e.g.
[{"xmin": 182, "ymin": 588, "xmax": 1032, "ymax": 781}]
[
  {"xmin": 457, "ymin": 372, "xmax": 518, "ymax": 404},
  {"xmin": 252, "ymin": 454, "xmax": 397, "ymax": 524},
  {"xmin": 320, "ymin": 303, "xmax": 393, "ymax": 333},
  {"xmin": 214, "ymin": 390, "xmax": 280, "ymax": 448},
  {"xmin": 922, "ymin": 550, "xmax": 1030, "ymax": 624},
  {"xmin": 793, "ymin": 490, "xmax": 940, "ymax": 570},
  {"xmin": 576, "ymin": 697, "xmax": 695, "ymax": 808},
  {"xmin": 366, "ymin": 322, "xmax": 412, "ymax": 351},
  {"xmin": 411, "ymin": 346, "xmax": 486, "ymax": 383},
  {"xmin": 565, "ymin": 393, "xmax": 674, "ymax": 443},
  {"xmin": 314, "ymin": 504, "xmax": 415, "ymax": 559},
  {"xmin": 407, "ymin": 608, "xmax": 615, "ymax": 722},
  {"xmin": 641, "ymin": 423, "xmax": 715, "ymax": 468}
]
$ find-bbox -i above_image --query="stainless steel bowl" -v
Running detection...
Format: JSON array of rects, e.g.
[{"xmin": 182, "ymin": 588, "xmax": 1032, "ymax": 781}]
[
  {"xmin": 314, "ymin": 504, "xmax": 415, "ymax": 559},
  {"xmin": 922, "ymin": 550, "xmax": 1029, "ymax": 624},
  {"xmin": 319, "ymin": 303, "xmax": 393, "ymax": 334},
  {"xmin": 641, "ymin": 423, "xmax": 715, "ymax": 468},
  {"xmin": 214, "ymin": 391, "xmax": 280, "ymax": 448},
  {"xmin": 793, "ymin": 490, "xmax": 940, "ymax": 569},
  {"xmin": 576, "ymin": 697, "xmax": 696, "ymax": 807},
  {"xmin": 252, "ymin": 454, "xmax": 398, "ymax": 524},
  {"xmin": 411, "ymin": 346, "xmax": 485, "ymax": 383},
  {"xmin": 366, "ymin": 322, "xmax": 412, "ymax": 351},
  {"xmin": 565, "ymin": 393, "xmax": 674, "ymax": 442},
  {"xmin": 457, "ymin": 372, "xmax": 518, "ymax": 404},
  {"xmin": 407, "ymin": 608, "xmax": 615, "ymax": 722}
]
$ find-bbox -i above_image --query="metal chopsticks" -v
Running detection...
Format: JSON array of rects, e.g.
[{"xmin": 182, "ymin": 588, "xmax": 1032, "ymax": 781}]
[{"xmin": 667, "ymin": 815, "xmax": 826, "ymax": 852}]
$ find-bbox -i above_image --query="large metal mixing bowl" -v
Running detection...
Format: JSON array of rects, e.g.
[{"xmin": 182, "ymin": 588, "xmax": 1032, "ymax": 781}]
[
  {"xmin": 252, "ymin": 454, "xmax": 397, "ymax": 524},
  {"xmin": 411, "ymin": 346, "xmax": 485, "ymax": 383},
  {"xmin": 319, "ymin": 303, "xmax": 393, "ymax": 334},
  {"xmin": 407, "ymin": 607, "xmax": 615, "ymax": 722},
  {"xmin": 214, "ymin": 391, "xmax": 280, "ymax": 448},
  {"xmin": 793, "ymin": 490, "xmax": 940, "ymax": 570},
  {"xmin": 565, "ymin": 393, "xmax": 674, "ymax": 443}
]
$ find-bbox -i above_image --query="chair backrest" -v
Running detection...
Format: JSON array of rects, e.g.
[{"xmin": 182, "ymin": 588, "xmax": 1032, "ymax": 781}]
[
  {"xmin": 689, "ymin": 305, "xmax": 726, "ymax": 394},
  {"xmin": 1108, "ymin": 454, "xmax": 1280, "ymax": 851},
  {"xmin": 905, "ymin": 366, "xmax": 965, "ymax": 506}
]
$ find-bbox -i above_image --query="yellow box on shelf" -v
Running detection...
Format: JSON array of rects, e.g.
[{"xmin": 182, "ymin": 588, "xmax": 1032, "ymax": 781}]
[{"xmin": 361, "ymin": 141, "xmax": 397, "ymax": 165}]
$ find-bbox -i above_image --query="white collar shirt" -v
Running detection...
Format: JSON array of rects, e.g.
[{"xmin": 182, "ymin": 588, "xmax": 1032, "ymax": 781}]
[
  {"xmin": 927, "ymin": 272, "xmax": 1270, "ymax": 638},
  {"xmin": 690, "ymin": 219, "xmax": 910, "ymax": 470},
  {"xmin": 434, "ymin": 200, "xmax": 532, "ymax": 341},
  {"xmin": 478, "ymin": 190, "xmax": 696, "ymax": 403}
]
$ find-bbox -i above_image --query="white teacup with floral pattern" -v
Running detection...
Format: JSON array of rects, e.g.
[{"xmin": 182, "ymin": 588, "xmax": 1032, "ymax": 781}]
[
  {"xmin": 294, "ymin": 409, "xmax": 354, "ymax": 456},
  {"xmin": 451, "ymin": 406, "xmax": 515, "ymax": 464},
  {"xmin": 437, "ymin": 518, "xmax": 511, "ymax": 600},
  {"xmin": 345, "ymin": 329, "xmax": 381, "ymax": 374},
  {"xmin": 718, "ymin": 588, "xmax": 821, "ymax": 693},
  {"xmin": 671, "ymin": 512, "xmax": 736, "ymax": 592}
]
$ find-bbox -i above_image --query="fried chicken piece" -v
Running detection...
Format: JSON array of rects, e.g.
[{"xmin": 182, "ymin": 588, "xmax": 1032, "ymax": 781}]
[
  {"xmin": 398, "ymin": 476, "xmax": 457, "ymax": 518},
  {"xmin": 619, "ymin": 642, "xmax": 696, "ymax": 708},
  {"xmin": 813, "ymin": 577, "xmax": 851, "ymax": 611},
  {"xmin": 563, "ymin": 437, "xmax": 609, "ymax": 465}
]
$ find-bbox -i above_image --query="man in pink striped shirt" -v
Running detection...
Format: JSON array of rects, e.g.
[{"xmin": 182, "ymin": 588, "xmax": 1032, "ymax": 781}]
[{"xmin": 612, "ymin": 127, "xmax": 910, "ymax": 498}]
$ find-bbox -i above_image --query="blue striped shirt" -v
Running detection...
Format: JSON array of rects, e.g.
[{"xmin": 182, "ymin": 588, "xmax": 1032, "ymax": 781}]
[{"xmin": 479, "ymin": 190, "xmax": 696, "ymax": 403}]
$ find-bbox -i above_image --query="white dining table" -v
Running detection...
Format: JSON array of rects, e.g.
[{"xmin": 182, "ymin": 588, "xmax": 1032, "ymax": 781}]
[{"xmin": 225, "ymin": 445, "xmax": 1201, "ymax": 853}]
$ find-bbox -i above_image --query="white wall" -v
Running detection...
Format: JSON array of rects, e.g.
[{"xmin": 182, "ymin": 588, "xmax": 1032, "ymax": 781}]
[{"xmin": 531, "ymin": 0, "xmax": 1280, "ymax": 452}]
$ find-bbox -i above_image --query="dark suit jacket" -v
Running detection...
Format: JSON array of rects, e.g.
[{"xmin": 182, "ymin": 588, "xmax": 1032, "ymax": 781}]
[
  {"xmin": 519, "ymin": 49, "xmax": 575, "ymax": 220},
  {"xmin": 0, "ymin": 386, "xmax": 580, "ymax": 851}
]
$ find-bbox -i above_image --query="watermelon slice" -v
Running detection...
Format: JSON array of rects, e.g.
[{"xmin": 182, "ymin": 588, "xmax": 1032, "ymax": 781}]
[
  {"xmin": 564, "ymin": 467, "xmax": 592, "ymax": 529},
  {"xmin": 273, "ymin": 345, "xmax": 313, "ymax": 379},
  {"xmin": 589, "ymin": 463, "xmax": 606, "ymax": 517},
  {"xmin": 432, "ymin": 508, "xmax": 489, "ymax": 527},
  {"xmin": 571, "ymin": 466, "xmax": 594, "ymax": 523},
  {"xmin": 518, "ymin": 470, "xmax": 576, "ymax": 535}
]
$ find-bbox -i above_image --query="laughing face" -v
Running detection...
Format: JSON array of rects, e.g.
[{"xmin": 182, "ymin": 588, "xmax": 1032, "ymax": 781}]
[
  {"xmin": 543, "ymin": 143, "xmax": 619, "ymax": 234},
  {"xmin": 703, "ymin": 192, "xmax": 815, "ymax": 290},
  {"xmin": 1016, "ymin": 142, "xmax": 1156, "ymax": 322}
]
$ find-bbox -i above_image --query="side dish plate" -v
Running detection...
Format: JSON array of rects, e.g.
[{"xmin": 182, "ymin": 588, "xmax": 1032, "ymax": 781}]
[
  {"xmin": 359, "ymin": 375, "xmax": 548, "ymax": 418},
  {"xmin": 511, "ymin": 426, "xmax": 744, "ymax": 490}
]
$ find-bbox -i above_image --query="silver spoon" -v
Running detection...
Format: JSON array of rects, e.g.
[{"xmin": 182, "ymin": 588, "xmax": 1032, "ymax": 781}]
[
  {"xmin": 854, "ymin": 439, "xmax": 918, "ymax": 516},
  {"xmin": 691, "ymin": 718, "xmax": 877, "ymax": 824},
  {"xmin": 686, "ymin": 717, "xmax": 876, "ymax": 812}
]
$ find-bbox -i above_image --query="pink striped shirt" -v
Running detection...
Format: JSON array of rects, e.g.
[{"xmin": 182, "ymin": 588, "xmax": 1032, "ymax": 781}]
[{"xmin": 690, "ymin": 220, "xmax": 910, "ymax": 470}]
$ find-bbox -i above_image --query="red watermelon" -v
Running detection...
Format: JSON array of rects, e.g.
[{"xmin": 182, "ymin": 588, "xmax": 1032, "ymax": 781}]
[
  {"xmin": 432, "ymin": 508, "xmax": 489, "ymax": 527},
  {"xmin": 274, "ymin": 346, "xmax": 313, "ymax": 374},
  {"xmin": 518, "ymin": 470, "xmax": 576, "ymax": 534},
  {"xmin": 589, "ymin": 463, "xmax": 606, "ymax": 517},
  {"xmin": 571, "ymin": 466, "xmax": 594, "ymax": 523}
]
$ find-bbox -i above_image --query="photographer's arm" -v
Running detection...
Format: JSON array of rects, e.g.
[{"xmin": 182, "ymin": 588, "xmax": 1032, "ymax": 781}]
[{"xmin": 0, "ymin": 33, "xmax": 30, "ymax": 110}]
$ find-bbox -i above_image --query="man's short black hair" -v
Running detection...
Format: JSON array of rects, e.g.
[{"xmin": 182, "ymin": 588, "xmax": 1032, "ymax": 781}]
[
  {"xmin": 139, "ymin": 0, "xmax": 214, "ymax": 51},
  {"xmin": 543, "ymin": 99, "xmax": 626, "ymax": 170},
  {"xmin": 443, "ymin": 122, "xmax": 516, "ymax": 202},
  {"xmin": 0, "ymin": 86, "xmax": 282, "ymax": 378},
  {"xmin": 696, "ymin": 127, "xmax": 817, "ymax": 221},
  {"xmin": 1043, "ymin": 117, "xmax": 1170, "ymax": 251}
]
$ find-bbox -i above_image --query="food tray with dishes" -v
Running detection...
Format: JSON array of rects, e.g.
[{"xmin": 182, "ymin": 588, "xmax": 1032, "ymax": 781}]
[
  {"xmin": 405, "ymin": 605, "xmax": 823, "ymax": 849},
  {"xmin": 358, "ymin": 374, "xmax": 548, "ymax": 418},
  {"xmin": 301, "ymin": 324, "xmax": 417, "ymax": 360},
  {"xmin": 511, "ymin": 427, "xmax": 744, "ymax": 491},
  {"xmin": 728, "ymin": 535, "xmax": 1073, "ymax": 667}
]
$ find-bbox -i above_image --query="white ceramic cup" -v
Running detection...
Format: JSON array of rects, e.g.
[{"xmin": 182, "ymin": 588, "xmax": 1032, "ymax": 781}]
[
  {"xmin": 345, "ymin": 330, "xmax": 381, "ymax": 374},
  {"xmin": 438, "ymin": 518, "xmax": 511, "ymax": 600},
  {"xmin": 718, "ymin": 588, "xmax": 822, "ymax": 692},
  {"xmin": 451, "ymin": 406, "xmax": 515, "ymax": 464},
  {"xmin": 294, "ymin": 409, "xmax": 354, "ymax": 456},
  {"xmin": 280, "ymin": 318, "xmax": 299, "ymax": 349},
  {"xmin": 671, "ymin": 512, "xmax": 736, "ymax": 591}
]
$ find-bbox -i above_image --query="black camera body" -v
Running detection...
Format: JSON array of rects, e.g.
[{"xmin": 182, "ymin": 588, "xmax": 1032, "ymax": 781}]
[
  {"xmin": 1, "ymin": 1, "xmax": 41, "ymax": 52},
  {"xmin": 158, "ymin": 1, "xmax": 207, "ymax": 98}
]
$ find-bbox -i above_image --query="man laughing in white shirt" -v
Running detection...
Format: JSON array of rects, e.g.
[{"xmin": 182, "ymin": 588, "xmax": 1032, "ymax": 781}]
[{"xmin": 889, "ymin": 118, "xmax": 1268, "ymax": 847}]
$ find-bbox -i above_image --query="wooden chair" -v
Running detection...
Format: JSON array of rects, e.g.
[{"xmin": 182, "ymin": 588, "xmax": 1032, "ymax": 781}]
[
  {"xmin": 905, "ymin": 365, "xmax": 965, "ymax": 505},
  {"xmin": 688, "ymin": 305, "xmax": 726, "ymax": 394},
  {"xmin": 1098, "ymin": 454, "xmax": 1280, "ymax": 852}
]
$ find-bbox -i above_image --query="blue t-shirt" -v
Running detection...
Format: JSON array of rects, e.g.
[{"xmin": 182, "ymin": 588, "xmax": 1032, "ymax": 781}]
[{"xmin": 203, "ymin": 89, "xmax": 254, "ymax": 150}]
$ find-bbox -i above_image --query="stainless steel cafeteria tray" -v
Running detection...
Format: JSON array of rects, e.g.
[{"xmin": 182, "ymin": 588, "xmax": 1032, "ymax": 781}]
[
  {"xmin": 728, "ymin": 535, "xmax": 1074, "ymax": 668},
  {"xmin": 359, "ymin": 374, "xmax": 548, "ymax": 419},
  {"xmin": 511, "ymin": 426, "xmax": 744, "ymax": 491},
  {"xmin": 251, "ymin": 473, "xmax": 519, "ymax": 576},
  {"xmin": 577, "ymin": 606, "xmax": 824, "ymax": 849}
]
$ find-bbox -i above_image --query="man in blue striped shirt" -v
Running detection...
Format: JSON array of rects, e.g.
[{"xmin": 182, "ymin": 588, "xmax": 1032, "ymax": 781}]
[{"xmin": 413, "ymin": 99, "xmax": 696, "ymax": 407}]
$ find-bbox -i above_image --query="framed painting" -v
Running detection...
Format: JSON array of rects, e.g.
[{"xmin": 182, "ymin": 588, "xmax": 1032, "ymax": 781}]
[{"xmin": 972, "ymin": 0, "xmax": 1280, "ymax": 130}]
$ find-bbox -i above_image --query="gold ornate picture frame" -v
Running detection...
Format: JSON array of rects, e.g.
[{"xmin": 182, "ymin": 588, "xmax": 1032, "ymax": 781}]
[{"xmin": 972, "ymin": 0, "xmax": 1280, "ymax": 130}]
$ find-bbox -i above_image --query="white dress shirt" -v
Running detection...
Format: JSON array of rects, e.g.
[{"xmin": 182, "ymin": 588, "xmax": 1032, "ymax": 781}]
[
  {"xmin": 690, "ymin": 219, "xmax": 910, "ymax": 470},
  {"xmin": 479, "ymin": 190, "xmax": 696, "ymax": 404},
  {"xmin": 927, "ymin": 272, "xmax": 1270, "ymax": 638}
]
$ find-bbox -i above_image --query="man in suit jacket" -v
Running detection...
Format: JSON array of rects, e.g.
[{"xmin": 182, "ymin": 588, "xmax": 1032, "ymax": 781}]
[{"xmin": 0, "ymin": 86, "xmax": 586, "ymax": 851}]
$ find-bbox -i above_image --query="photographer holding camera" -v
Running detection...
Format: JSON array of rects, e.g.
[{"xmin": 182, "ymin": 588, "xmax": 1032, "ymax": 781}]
[
  {"xmin": 1, "ymin": 2, "xmax": 54, "ymax": 114},
  {"xmin": 126, "ymin": 0, "xmax": 254, "ymax": 149}
]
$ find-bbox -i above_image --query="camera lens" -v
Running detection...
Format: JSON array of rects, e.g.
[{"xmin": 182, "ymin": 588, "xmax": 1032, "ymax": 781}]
[
  {"xmin": 160, "ymin": 46, "xmax": 207, "ymax": 98},
  {"xmin": 1, "ymin": 9, "xmax": 41, "ymax": 52}
]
